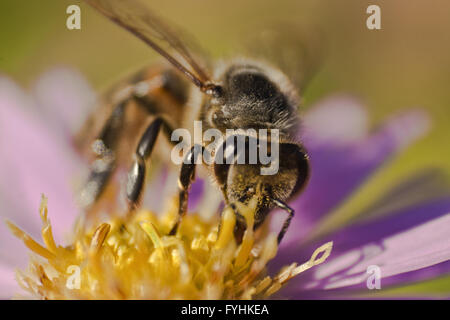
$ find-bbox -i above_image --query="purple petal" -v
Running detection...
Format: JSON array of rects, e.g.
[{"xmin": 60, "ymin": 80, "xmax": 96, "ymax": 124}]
[
  {"xmin": 0, "ymin": 76, "xmax": 82, "ymax": 244},
  {"xmin": 0, "ymin": 263, "xmax": 21, "ymax": 299},
  {"xmin": 275, "ymin": 96, "xmax": 430, "ymax": 246},
  {"xmin": 301, "ymin": 95, "xmax": 369, "ymax": 145},
  {"xmin": 141, "ymin": 165, "xmax": 170, "ymax": 212},
  {"xmin": 0, "ymin": 222, "xmax": 29, "ymax": 269},
  {"xmin": 278, "ymin": 198, "xmax": 450, "ymax": 298},
  {"xmin": 32, "ymin": 68, "xmax": 96, "ymax": 138},
  {"xmin": 188, "ymin": 178, "xmax": 205, "ymax": 211}
]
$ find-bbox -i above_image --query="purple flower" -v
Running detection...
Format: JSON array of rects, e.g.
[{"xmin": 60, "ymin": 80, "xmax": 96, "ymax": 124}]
[{"xmin": 0, "ymin": 69, "xmax": 448, "ymax": 299}]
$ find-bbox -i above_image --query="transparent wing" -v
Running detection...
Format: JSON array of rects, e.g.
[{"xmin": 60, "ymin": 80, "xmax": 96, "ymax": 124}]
[
  {"xmin": 85, "ymin": 0, "xmax": 211, "ymax": 89},
  {"xmin": 244, "ymin": 22, "xmax": 325, "ymax": 94}
]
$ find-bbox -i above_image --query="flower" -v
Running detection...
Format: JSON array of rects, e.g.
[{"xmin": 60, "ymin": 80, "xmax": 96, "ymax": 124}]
[{"xmin": 0, "ymin": 69, "xmax": 449, "ymax": 299}]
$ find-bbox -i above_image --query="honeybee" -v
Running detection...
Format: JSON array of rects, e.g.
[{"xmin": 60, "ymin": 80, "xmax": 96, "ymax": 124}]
[{"xmin": 78, "ymin": 0, "xmax": 319, "ymax": 244}]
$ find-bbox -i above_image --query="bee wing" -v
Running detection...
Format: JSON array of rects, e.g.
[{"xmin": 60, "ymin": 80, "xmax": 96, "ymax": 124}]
[
  {"xmin": 244, "ymin": 23, "xmax": 325, "ymax": 94},
  {"xmin": 84, "ymin": 0, "xmax": 211, "ymax": 89}
]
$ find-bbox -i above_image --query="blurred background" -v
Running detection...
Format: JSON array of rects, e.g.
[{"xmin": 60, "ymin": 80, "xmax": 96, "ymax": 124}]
[{"xmin": 0, "ymin": 0, "xmax": 449, "ymax": 295}]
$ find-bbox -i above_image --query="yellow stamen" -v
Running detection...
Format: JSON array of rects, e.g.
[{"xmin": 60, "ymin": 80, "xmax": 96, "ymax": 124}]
[
  {"xmin": 9, "ymin": 196, "xmax": 333, "ymax": 299},
  {"xmin": 234, "ymin": 199, "xmax": 257, "ymax": 268},
  {"xmin": 39, "ymin": 194, "xmax": 58, "ymax": 254},
  {"xmin": 6, "ymin": 220, "xmax": 54, "ymax": 260},
  {"xmin": 90, "ymin": 223, "xmax": 111, "ymax": 252},
  {"xmin": 282, "ymin": 241, "xmax": 333, "ymax": 281},
  {"xmin": 214, "ymin": 206, "xmax": 236, "ymax": 250}
]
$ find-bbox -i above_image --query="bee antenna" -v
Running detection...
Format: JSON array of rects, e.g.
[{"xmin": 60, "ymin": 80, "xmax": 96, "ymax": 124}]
[
  {"xmin": 271, "ymin": 198, "xmax": 295, "ymax": 244},
  {"xmin": 271, "ymin": 199, "xmax": 293, "ymax": 214}
]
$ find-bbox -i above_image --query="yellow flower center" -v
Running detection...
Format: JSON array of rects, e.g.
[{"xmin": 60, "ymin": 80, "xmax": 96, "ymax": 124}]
[{"xmin": 7, "ymin": 195, "xmax": 332, "ymax": 299}]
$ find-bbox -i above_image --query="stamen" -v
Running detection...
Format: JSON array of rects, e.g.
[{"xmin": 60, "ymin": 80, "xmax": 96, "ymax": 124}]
[
  {"xmin": 39, "ymin": 194, "xmax": 57, "ymax": 254},
  {"xmin": 140, "ymin": 221, "xmax": 166, "ymax": 252},
  {"xmin": 254, "ymin": 276, "xmax": 272, "ymax": 295},
  {"xmin": 90, "ymin": 223, "xmax": 111, "ymax": 252},
  {"xmin": 288, "ymin": 241, "xmax": 333, "ymax": 279},
  {"xmin": 234, "ymin": 199, "xmax": 257, "ymax": 268},
  {"xmin": 6, "ymin": 220, "xmax": 54, "ymax": 260},
  {"xmin": 9, "ymin": 196, "xmax": 334, "ymax": 299},
  {"xmin": 214, "ymin": 206, "xmax": 236, "ymax": 250}
]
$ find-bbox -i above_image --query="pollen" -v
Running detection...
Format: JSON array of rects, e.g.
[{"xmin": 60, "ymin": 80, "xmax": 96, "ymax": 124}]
[{"xmin": 7, "ymin": 195, "xmax": 332, "ymax": 300}]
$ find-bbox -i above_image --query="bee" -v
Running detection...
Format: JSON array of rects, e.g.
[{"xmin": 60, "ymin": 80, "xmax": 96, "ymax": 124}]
[{"xmin": 78, "ymin": 0, "xmax": 317, "ymax": 244}]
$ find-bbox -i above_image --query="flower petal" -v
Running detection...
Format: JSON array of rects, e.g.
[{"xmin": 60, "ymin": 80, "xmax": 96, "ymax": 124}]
[
  {"xmin": 188, "ymin": 178, "xmax": 205, "ymax": 211},
  {"xmin": 279, "ymin": 198, "xmax": 450, "ymax": 297},
  {"xmin": 0, "ymin": 76, "xmax": 82, "ymax": 244},
  {"xmin": 0, "ymin": 263, "xmax": 21, "ymax": 299},
  {"xmin": 275, "ymin": 96, "xmax": 430, "ymax": 246},
  {"xmin": 32, "ymin": 68, "xmax": 96, "ymax": 138},
  {"xmin": 301, "ymin": 95, "xmax": 369, "ymax": 145}
]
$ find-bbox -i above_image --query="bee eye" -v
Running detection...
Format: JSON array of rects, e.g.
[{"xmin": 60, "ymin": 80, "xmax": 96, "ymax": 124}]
[{"xmin": 211, "ymin": 85, "xmax": 224, "ymax": 98}]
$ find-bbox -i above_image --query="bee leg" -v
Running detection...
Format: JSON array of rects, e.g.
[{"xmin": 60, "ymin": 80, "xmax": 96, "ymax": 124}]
[
  {"xmin": 80, "ymin": 96, "xmax": 160, "ymax": 210},
  {"xmin": 169, "ymin": 145, "xmax": 204, "ymax": 236},
  {"xmin": 229, "ymin": 203, "xmax": 247, "ymax": 244},
  {"xmin": 79, "ymin": 101, "xmax": 126, "ymax": 209},
  {"xmin": 272, "ymin": 199, "xmax": 295, "ymax": 244},
  {"xmin": 126, "ymin": 117, "xmax": 173, "ymax": 210},
  {"xmin": 79, "ymin": 70, "xmax": 185, "ymax": 211}
]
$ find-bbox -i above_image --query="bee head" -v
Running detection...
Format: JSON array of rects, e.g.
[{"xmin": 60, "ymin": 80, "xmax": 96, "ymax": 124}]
[{"xmin": 215, "ymin": 142, "xmax": 309, "ymax": 233}]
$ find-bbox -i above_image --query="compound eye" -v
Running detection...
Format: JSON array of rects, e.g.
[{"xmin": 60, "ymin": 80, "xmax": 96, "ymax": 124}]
[{"xmin": 204, "ymin": 83, "xmax": 223, "ymax": 98}]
